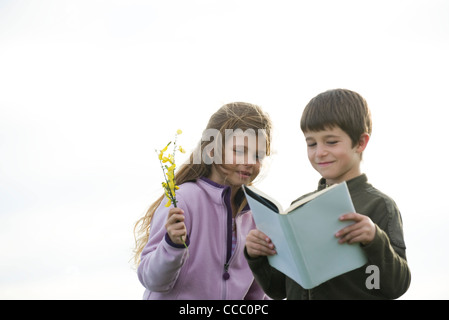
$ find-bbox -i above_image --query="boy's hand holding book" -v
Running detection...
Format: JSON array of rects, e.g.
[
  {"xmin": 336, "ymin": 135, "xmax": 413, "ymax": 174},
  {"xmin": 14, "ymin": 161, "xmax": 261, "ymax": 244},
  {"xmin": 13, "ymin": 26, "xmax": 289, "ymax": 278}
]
[
  {"xmin": 336, "ymin": 213, "xmax": 376, "ymax": 246},
  {"xmin": 247, "ymin": 211, "xmax": 376, "ymax": 261}
]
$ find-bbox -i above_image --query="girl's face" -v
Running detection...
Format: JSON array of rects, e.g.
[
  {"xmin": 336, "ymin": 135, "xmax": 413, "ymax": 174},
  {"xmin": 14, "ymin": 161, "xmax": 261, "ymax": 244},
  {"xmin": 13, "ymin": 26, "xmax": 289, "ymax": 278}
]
[
  {"xmin": 304, "ymin": 126, "xmax": 369, "ymax": 185},
  {"xmin": 209, "ymin": 131, "xmax": 266, "ymax": 187}
]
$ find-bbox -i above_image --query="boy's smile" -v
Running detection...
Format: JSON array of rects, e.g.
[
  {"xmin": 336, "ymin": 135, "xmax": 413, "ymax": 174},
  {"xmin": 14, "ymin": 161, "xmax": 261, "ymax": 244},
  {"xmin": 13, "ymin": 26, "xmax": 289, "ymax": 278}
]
[
  {"xmin": 317, "ymin": 161, "xmax": 336, "ymax": 168},
  {"xmin": 304, "ymin": 127, "xmax": 369, "ymax": 185}
]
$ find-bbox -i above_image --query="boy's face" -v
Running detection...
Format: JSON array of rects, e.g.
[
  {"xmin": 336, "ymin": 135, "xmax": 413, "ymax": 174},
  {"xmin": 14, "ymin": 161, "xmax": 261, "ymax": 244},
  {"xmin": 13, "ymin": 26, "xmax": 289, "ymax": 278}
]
[{"xmin": 304, "ymin": 126, "xmax": 368, "ymax": 185}]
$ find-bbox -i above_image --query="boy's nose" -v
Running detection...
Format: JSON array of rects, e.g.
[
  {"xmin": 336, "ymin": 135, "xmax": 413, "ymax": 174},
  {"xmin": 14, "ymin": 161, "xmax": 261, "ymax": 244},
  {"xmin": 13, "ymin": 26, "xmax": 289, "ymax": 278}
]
[{"xmin": 316, "ymin": 144, "xmax": 328, "ymax": 157}]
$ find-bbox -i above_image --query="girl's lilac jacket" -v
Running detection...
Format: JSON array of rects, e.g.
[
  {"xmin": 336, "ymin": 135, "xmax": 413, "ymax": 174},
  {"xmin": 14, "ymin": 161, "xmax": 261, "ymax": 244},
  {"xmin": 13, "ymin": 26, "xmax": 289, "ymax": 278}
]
[{"xmin": 137, "ymin": 177, "xmax": 267, "ymax": 300}]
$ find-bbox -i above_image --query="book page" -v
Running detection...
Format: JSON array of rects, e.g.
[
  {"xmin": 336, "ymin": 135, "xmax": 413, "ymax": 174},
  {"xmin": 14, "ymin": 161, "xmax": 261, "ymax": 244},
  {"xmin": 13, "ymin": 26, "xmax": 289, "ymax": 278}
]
[
  {"xmin": 243, "ymin": 185, "xmax": 285, "ymax": 213},
  {"xmin": 282, "ymin": 183, "xmax": 340, "ymax": 215}
]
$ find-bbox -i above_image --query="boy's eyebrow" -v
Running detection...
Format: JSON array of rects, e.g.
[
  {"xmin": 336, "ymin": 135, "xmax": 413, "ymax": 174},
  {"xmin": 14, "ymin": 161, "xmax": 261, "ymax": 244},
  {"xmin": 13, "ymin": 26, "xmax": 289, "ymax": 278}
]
[
  {"xmin": 305, "ymin": 134, "xmax": 341, "ymax": 141},
  {"xmin": 323, "ymin": 134, "xmax": 341, "ymax": 139}
]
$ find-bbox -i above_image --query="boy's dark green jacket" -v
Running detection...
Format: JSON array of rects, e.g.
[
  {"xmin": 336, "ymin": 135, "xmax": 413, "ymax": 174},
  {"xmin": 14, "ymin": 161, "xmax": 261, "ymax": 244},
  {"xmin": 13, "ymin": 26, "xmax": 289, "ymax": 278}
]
[{"xmin": 245, "ymin": 174, "xmax": 411, "ymax": 299}]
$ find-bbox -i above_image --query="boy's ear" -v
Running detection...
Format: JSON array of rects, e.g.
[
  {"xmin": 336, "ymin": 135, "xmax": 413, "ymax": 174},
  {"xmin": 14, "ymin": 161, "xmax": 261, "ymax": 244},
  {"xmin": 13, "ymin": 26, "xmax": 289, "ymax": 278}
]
[{"xmin": 356, "ymin": 133, "xmax": 370, "ymax": 153}]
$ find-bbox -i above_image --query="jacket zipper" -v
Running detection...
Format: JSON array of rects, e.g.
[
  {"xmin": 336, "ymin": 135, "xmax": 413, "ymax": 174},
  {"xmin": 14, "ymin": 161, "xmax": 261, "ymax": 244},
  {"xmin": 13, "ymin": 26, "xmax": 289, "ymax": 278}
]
[
  {"xmin": 221, "ymin": 187, "xmax": 233, "ymax": 299},
  {"xmin": 223, "ymin": 217, "xmax": 239, "ymax": 280}
]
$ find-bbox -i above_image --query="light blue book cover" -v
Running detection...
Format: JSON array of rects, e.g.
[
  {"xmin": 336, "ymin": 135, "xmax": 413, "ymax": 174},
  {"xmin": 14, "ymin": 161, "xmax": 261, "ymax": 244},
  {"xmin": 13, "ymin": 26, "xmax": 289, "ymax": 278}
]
[{"xmin": 243, "ymin": 182, "xmax": 368, "ymax": 289}]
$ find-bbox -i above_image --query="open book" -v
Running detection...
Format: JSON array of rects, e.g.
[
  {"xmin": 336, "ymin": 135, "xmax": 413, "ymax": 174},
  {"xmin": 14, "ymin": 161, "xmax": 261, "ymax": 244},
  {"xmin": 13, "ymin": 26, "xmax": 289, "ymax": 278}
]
[{"xmin": 243, "ymin": 182, "xmax": 367, "ymax": 289}]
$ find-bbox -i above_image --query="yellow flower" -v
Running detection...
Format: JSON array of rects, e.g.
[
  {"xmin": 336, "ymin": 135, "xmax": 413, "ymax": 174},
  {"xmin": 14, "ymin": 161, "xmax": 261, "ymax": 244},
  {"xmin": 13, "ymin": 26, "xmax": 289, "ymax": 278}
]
[
  {"xmin": 157, "ymin": 130, "xmax": 188, "ymax": 250},
  {"xmin": 168, "ymin": 180, "xmax": 175, "ymax": 191},
  {"xmin": 161, "ymin": 143, "xmax": 170, "ymax": 153},
  {"xmin": 157, "ymin": 131, "xmax": 182, "ymax": 213},
  {"xmin": 165, "ymin": 198, "xmax": 172, "ymax": 207}
]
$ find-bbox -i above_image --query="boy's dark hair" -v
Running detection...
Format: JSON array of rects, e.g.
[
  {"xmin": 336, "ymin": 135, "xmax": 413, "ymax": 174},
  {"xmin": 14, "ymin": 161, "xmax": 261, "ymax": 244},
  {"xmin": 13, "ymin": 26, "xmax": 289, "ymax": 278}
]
[{"xmin": 300, "ymin": 88, "xmax": 372, "ymax": 147}]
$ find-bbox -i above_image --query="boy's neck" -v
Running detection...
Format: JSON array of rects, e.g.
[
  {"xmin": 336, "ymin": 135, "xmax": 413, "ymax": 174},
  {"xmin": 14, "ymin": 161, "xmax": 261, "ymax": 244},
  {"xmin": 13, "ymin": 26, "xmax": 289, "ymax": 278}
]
[{"xmin": 323, "ymin": 170, "xmax": 363, "ymax": 187}]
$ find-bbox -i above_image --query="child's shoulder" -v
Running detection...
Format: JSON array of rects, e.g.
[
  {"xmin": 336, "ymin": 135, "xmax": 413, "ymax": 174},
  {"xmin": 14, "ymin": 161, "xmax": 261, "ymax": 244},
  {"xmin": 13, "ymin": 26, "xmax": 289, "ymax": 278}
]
[
  {"xmin": 176, "ymin": 178, "xmax": 221, "ymax": 199},
  {"xmin": 365, "ymin": 185, "xmax": 397, "ymax": 205},
  {"xmin": 350, "ymin": 175, "xmax": 407, "ymax": 248},
  {"xmin": 352, "ymin": 176, "xmax": 399, "ymax": 212},
  {"xmin": 173, "ymin": 180, "xmax": 206, "ymax": 209},
  {"xmin": 176, "ymin": 178, "xmax": 224, "ymax": 208},
  {"xmin": 176, "ymin": 180, "xmax": 202, "ymax": 195}
]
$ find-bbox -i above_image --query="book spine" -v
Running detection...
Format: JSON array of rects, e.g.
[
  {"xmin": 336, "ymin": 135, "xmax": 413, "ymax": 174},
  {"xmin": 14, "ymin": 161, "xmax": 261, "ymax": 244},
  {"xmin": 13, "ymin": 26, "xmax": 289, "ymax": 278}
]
[{"xmin": 280, "ymin": 216, "xmax": 312, "ymax": 288}]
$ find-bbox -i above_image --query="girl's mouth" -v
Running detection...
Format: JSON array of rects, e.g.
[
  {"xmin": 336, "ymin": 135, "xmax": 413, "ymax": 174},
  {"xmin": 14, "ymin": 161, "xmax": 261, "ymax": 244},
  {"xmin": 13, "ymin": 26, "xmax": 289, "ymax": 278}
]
[{"xmin": 238, "ymin": 171, "xmax": 252, "ymax": 179}]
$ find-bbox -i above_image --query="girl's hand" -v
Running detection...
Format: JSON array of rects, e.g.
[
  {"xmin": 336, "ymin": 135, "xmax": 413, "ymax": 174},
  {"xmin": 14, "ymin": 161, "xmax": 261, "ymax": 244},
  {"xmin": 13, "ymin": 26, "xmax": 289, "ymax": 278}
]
[
  {"xmin": 246, "ymin": 229, "xmax": 276, "ymax": 258},
  {"xmin": 336, "ymin": 213, "xmax": 376, "ymax": 245},
  {"xmin": 165, "ymin": 207, "xmax": 187, "ymax": 245}
]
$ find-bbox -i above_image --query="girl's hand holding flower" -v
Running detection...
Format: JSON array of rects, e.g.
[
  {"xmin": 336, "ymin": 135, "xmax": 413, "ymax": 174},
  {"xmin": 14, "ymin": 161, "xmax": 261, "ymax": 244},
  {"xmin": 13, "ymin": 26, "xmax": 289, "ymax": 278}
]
[{"xmin": 165, "ymin": 208, "xmax": 187, "ymax": 246}]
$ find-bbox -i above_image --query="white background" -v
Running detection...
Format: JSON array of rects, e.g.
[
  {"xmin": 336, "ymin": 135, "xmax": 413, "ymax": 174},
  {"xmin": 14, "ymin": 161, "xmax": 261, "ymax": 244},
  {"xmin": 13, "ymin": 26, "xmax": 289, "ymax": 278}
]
[{"xmin": 1, "ymin": 0, "xmax": 448, "ymax": 299}]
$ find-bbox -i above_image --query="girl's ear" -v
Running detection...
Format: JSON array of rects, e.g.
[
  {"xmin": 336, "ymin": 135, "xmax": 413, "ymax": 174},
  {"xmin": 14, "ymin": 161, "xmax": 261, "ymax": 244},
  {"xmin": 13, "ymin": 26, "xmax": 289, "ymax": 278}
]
[{"xmin": 356, "ymin": 133, "xmax": 370, "ymax": 153}]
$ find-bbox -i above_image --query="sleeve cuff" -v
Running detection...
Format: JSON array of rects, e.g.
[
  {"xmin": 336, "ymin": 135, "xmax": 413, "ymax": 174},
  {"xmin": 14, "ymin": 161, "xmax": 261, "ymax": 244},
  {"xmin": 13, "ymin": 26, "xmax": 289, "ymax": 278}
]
[{"xmin": 165, "ymin": 233, "xmax": 190, "ymax": 249}]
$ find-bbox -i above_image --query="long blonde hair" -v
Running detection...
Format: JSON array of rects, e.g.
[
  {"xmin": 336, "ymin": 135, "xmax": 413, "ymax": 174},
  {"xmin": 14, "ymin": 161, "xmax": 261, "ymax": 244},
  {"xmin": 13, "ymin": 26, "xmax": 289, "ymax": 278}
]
[{"xmin": 132, "ymin": 102, "xmax": 272, "ymax": 267}]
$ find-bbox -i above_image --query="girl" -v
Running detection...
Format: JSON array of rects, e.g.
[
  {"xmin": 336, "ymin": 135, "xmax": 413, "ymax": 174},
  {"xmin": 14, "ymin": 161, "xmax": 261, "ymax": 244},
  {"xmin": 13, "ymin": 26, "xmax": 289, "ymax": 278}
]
[{"xmin": 133, "ymin": 102, "xmax": 272, "ymax": 299}]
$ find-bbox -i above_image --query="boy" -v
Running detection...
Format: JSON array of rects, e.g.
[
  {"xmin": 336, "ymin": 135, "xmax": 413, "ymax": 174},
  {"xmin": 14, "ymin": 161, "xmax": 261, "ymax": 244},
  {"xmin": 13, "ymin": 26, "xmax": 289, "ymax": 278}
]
[{"xmin": 245, "ymin": 89, "xmax": 411, "ymax": 299}]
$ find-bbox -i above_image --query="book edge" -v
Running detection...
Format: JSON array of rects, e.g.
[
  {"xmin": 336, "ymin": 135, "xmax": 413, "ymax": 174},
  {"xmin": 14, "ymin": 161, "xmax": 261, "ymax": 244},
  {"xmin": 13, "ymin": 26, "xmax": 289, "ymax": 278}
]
[
  {"xmin": 243, "ymin": 185, "xmax": 285, "ymax": 213},
  {"xmin": 282, "ymin": 182, "xmax": 344, "ymax": 215}
]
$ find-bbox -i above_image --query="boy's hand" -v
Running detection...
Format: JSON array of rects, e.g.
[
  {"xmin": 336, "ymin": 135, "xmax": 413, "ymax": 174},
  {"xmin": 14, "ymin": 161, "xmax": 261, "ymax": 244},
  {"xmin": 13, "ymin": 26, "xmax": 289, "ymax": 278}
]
[
  {"xmin": 246, "ymin": 229, "xmax": 277, "ymax": 258},
  {"xmin": 165, "ymin": 207, "xmax": 187, "ymax": 245},
  {"xmin": 336, "ymin": 213, "xmax": 376, "ymax": 245}
]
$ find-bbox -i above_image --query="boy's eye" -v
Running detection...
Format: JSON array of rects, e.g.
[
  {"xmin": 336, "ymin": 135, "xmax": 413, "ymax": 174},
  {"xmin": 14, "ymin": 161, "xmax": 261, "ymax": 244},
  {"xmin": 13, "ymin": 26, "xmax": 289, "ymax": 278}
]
[
  {"xmin": 307, "ymin": 142, "xmax": 317, "ymax": 147},
  {"xmin": 327, "ymin": 141, "xmax": 338, "ymax": 145}
]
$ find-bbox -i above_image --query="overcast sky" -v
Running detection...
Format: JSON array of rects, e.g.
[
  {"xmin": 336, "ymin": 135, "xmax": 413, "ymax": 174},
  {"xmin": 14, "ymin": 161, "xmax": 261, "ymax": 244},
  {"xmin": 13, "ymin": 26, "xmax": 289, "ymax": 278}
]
[{"xmin": 1, "ymin": 0, "xmax": 448, "ymax": 299}]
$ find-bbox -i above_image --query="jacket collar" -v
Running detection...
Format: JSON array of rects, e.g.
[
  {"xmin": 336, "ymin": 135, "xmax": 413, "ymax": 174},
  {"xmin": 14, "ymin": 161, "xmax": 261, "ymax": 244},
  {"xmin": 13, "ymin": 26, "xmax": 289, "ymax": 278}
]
[
  {"xmin": 198, "ymin": 177, "xmax": 250, "ymax": 212},
  {"xmin": 318, "ymin": 174, "xmax": 368, "ymax": 191},
  {"xmin": 199, "ymin": 176, "xmax": 228, "ymax": 189}
]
